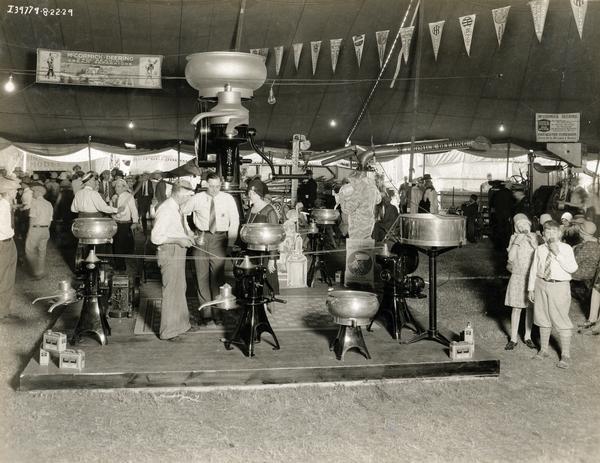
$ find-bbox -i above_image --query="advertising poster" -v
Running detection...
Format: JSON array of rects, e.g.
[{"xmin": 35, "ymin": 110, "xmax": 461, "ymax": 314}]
[
  {"xmin": 36, "ymin": 48, "xmax": 162, "ymax": 89},
  {"xmin": 345, "ymin": 238, "xmax": 375, "ymax": 289},
  {"xmin": 535, "ymin": 113, "xmax": 580, "ymax": 142}
]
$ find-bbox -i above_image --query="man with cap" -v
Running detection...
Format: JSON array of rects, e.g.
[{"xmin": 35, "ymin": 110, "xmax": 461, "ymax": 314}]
[
  {"xmin": 151, "ymin": 180, "xmax": 196, "ymax": 341},
  {"xmin": 181, "ymin": 172, "xmax": 240, "ymax": 323},
  {"xmin": 111, "ymin": 178, "xmax": 139, "ymax": 271},
  {"xmin": 297, "ymin": 169, "xmax": 317, "ymax": 211},
  {"xmin": 25, "ymin": 182, "xmax": 53, "ymax": 279},
  {"xmin": 0, "ymin": 175, "xmax": 21, "ymax": 312},
  {"xmin": 71, "ymin": 172, "xmax": 119, "ymax": 217}
]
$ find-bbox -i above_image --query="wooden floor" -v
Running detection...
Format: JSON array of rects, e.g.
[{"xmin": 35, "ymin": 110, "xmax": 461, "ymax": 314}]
[{"xmin": 19, "ymin": 284, "xmax": 500, "ymax": 391}]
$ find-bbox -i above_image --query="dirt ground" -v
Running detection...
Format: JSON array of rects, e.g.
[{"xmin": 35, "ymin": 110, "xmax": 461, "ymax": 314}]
[{"xmin": 1, "ymin": 239, "xmax": 599, "ymax": 462}]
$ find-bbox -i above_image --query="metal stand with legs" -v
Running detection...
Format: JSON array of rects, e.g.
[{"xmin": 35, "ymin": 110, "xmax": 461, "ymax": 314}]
[{"xmin": 307, "ymin": 226, "xmax": 333, "ymax": 288}]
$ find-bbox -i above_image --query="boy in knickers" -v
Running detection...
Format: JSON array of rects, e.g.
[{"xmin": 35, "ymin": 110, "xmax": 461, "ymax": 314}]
[{"xmin": 528, "ymin": 220, "xmax": 578, "ymax": 369}]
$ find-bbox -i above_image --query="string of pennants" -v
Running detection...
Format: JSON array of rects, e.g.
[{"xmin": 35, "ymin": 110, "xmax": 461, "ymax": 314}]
[{"xmin": 249, "ymin": 0, "xmax": 589, "ymax": 77}]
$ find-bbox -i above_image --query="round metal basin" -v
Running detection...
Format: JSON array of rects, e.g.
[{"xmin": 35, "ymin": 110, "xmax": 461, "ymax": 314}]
[
  {"xmin": 185, "ymin": 52, "xmax": 267, "ymax": 99},
  {"xmin": 327, "ymin": 290, "xmax": 379, "ymax": 326},
  {"xmin": 240, "ymin": 223, "xmax": 286, "ymax": 251},
  {"xmin": 398, "ymin": 213, "xmax": 466, "ymax": 248},
  {"xmin": 72, "ymin": 218, "xmax": 117, "ymax": 244},
  {"xmin": 311, "ymin": 208, "xmax": 340, "ymax": 225}
]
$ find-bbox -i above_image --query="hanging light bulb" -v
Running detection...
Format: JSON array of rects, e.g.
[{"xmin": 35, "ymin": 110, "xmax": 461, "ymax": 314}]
[
  {"xmin": 329, "ymin": 119, "xmax": 337, "ymax": 127},
  {"xmin": 267, "ymin": 84, "xmax": 276, "ymax": 105},
  {"xmin": 128, "ymin": 120, "xmax": 135, "ymax": 129},
  {"xmin": 498, "ymin": 121, "xmax": 505, "ymax": 132},
  {"xmin": 4, "ymin": 74, "xmax": 15, "ymax": 93}
]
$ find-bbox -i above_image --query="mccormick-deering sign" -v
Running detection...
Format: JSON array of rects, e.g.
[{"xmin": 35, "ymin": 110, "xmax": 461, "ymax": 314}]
[
  {"xmin": 535, "ymin": 113, "xmax": 580, "ymax": 143},
  {"xmin": 36, "ymin": 49, "xmax": 163, "ymax": 89}
]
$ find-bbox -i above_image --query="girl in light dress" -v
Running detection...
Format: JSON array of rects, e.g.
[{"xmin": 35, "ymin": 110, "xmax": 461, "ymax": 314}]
[{"xmin": 504, "ymin": 213, "xmax": 538, "ymax": 350}]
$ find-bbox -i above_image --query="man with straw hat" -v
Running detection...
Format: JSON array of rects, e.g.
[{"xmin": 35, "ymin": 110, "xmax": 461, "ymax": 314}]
[
  {"xmin": 0, "ymin": 175, "xmax": 21, "ymax": 312},
  {"xmin": 25, "ymin": 182, "xmax": 53, "ymax": 279}
]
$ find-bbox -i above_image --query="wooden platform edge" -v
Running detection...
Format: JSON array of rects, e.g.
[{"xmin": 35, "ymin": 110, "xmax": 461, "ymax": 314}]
[{"xmin": 19, "ymin": 359, "xmax": 500, "ymax": 391}]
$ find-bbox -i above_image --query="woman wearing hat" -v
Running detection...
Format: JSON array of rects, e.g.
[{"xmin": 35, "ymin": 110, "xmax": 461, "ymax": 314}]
[
  {"xmin": 245, "ymin": 179, "xmax": 280, "ymax": 295},
  {"xmin": 504, "ymin": 213, "xmax": 538, "ymax": 350},
  {"xmin": 111, "ymin": 179, "xmax": 139, "ymax": 271},
  {"xmin": 571, "ymin": 221, "xmax": 600, "ymax": 335}
]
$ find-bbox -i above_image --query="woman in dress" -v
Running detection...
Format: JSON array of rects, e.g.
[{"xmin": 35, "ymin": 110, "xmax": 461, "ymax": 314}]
[
  {"xmin": 245, "ymin": 179, "xmax": 280, "ymax": 295},
  {"xmin": 504, "ymin": 213, "xmax": 538, "ymax": 350}
]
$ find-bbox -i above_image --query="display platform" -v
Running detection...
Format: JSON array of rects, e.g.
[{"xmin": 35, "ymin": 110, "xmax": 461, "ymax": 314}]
[{"xmin": 19, "ymin": 285, "xmax": 499, "ymax": 391}]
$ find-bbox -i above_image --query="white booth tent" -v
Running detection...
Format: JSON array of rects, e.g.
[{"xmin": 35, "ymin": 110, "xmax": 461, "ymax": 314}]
[{"xmin": 0, "ymin": 138, "xmax": 195, "ymax": 176}]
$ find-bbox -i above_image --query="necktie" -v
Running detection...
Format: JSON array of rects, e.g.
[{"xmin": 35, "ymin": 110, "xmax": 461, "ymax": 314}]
[
  {"xmin": 209, "ymin": 197, "xmax": 216, "ymax": 233},
  {"xmin": 543, "ymin": 247, "xmax": 553, "ymax": 280},
  {"xmin": 143, "ymin": 181, "xmax": 147, "ymax": 196}
]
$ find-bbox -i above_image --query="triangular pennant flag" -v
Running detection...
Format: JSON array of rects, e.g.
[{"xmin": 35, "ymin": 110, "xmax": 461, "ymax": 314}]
[
  {"xmin": 352, "ymin": 34, "xmax": 365, "ymax": 68},
  {"xmin": 330, "ymin": 39, "xmax": 342, "ymax": 73},
  {"xmin": 310, "ymin": 40, "xmax": 321, "ymax": 75},
  {"xmin": 375, "ymin": 30, "xmax": 389, "ymax": 68},
  {"xmin": 274, "ymin": 46, "xmax": 284, "ymax": 75},
  {"xmin": 428, "ymin": 21, "xmax": 444, "ymax": 61},
  {"xmin": 529, "ymin": 0, "xmax": 549, "ymax": 43},
  {"xmin": 400, "ymin": 26, "xmax": 415, "ymax": 64},
  {"xmin": 492, "ymin": 6, "xmax": 511, "ymax": 46},
  {"xmin": 390, "ymin": 45, "xmax": 403, "ymax": 88},
  {"xmin": 459, "ymin": 14, "xmax": 476, "ymax": 56},
  {"xmin": 293, "ymin": 43, "xmax": 303, "ymax": 71},
  {"xmin": 570, "ymin": 0, "xmax": 588, "ymax": 39}
]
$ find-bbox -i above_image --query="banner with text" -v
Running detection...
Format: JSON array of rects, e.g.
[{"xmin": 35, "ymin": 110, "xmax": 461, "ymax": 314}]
[{"xmin": 36, "ymin": 49, "xmax": 162, "ymax": 89}]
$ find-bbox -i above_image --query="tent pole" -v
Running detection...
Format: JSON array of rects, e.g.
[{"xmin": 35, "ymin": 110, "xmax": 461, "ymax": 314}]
[
  {"xmin": 505, "ymin": 142, "xmax": 510, "ymax": 179},
  {"xmin": 88, "ymin": 136, "xmax": 92, "ymax": 171},
  {"xmin": 177, "ymin": 140, "xmax": 181, "ymax": 169},
  {"xmin": 409, "ymin": 0, "xmax": 424, "ymax": 183}
]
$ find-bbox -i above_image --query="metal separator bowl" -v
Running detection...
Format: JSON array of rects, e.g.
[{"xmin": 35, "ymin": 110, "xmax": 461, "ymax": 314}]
[
  {"xmin": 311, "ymin": 208, "xmax": 340, "ymax": 225},
  {"xmin": 327, "ymin": 290, "xmax": 379, "ymax": 326},
  {"xmin": 72, "ymin": 218, "xmax": 118, "ymax": 245},
  {"xmin": 398, "ymin": 213, "xmax": 466, "ymax": 248},
  {"xmin": 240, "ymin": 223, "xmax": 286, "ymax": 251}
]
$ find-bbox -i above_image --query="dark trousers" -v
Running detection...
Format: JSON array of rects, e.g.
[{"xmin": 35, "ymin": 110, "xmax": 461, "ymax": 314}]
[
  {"xmin": 138, "ymin": 197, "xmax": 152, "ymax": 234},
  {"xmin": 113, "ymin": 222, "xmax": 134, "ymax": 271}
]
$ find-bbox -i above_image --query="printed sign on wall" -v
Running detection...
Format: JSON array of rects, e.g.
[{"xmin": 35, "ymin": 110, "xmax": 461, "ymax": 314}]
[
  {"xmin": 36, "ymin": 49, "xmax": 162, "ymax": 89},
  {"xmin": 535, "ymin": 113, "xmax": 580, "ymax": 142}
]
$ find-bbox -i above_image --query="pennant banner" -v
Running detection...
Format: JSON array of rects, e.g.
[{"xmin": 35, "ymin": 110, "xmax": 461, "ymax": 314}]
[
  {"xmin": 375, "ymin": 30, "xmax": 389, "ymax": 68},
  {"xmin": 293, "ymin": 43, "xmax": 303, "ymax": 71},
  {"xmin": 459, "ymin": 14, "xmax": 476, "ymax": 56},
  {"xmin": 310, "ymin": 40, "xmax": 321, "ymax": 75},
  {"xmin": 352, "ymin": 34, "xmax": 365, "ymax": 68},
  {"xmin": 570, "ymin": 0, "xmax": 588, "ymax": 40},
  {"xmin": 428, "ymin": 21, "xmax": 444, "ymax": 61},
  {"xmin": 529, "ymin": 0, "xmax": 549, "ymax": 43},
  {"xmin": 274, "ymin": 46, "xmax": 284, "ymax": 75},
  {"xmin": 492, "ymin": 6, "xmax": 510, "ymax": 46},
  {"xmin": 330, "ymin": 38, "xmax": 342, "ymax": 73},
  {"xmin": 400, "ymin": 26, "xmax": 415, "ymax": 64}
]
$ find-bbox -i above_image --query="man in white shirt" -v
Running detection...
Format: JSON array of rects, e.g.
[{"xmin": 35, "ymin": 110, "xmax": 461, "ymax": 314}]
[
  {"xmin": 71, "ymin": 173, "xmax": 119, "ymax": 217},
  {"xmin": 111, "ymin": 179, "xmax": 140, "ymax": 271},
  {"xmin": 0, "ymin": 175, "xmax": 21, "ymax": 313},
  {"xmin": 25, "ymin": 183, "xmax": 54, "ymax": 279},
  {"xmin": 180, "ymin": 172, "xmax": 240, "ymax": 323},
  {"xmin": 151, "ymin": 180, "xmax": 195, "ymax": 341}
]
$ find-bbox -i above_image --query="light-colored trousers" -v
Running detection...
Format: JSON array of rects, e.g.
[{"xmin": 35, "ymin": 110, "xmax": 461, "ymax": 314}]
[
  {"xmin": 533, "ymin": 278, "xmax": 573, "ymax": 330},
  {"xmin": 0, "ymin": 239, "xmax": 17, "ymax": 313},
  {"xmin": 25, "ymin": 227, "xmax": 49, "ymax": 277},
  {"xmin": 157, "ymin": 244, "xmax": 191, "ymax": 340}
]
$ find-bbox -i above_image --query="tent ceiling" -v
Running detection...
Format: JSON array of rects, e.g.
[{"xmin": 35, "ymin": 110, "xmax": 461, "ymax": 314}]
[{"xmin": 0, "ymin": 0, "xmax": 598, "ymax": 152}]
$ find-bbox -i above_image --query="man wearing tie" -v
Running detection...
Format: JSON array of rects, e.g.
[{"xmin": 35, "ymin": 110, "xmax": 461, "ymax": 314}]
[
  {"xmin": 134, "ymin": 172, "xmax": 153, "ymax": 235},
  {"xmin": 181, "ymin": 172, "xmax": 239, "ymax": 324},
  {"xmin": 98, "ymin": 170, "xmax": 113, "ymax": 204}
]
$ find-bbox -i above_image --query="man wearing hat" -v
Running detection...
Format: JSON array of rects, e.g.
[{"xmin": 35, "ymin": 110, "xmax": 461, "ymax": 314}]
[
  {"xmin": 71, "ymin": 172, "xmax": 119, "ymax": 217},
  {"xmin": 0, "ymin": 175, "xmax": 21, "ymax": 311},
  {"xmin": 150, "ymin": 170, "xmax": 168, "ymax": 209},
  {"xmin": 71, "ymin": 170, "xmax": 85, "ymax": 193},
  {"xmin": 25, "ymin": 183, "xmax": 53, "ymax": 279},
  {"xmin": 409, "ymin": 177, "xmax": 424, "ymax": 213},
  {"xmin": 151, "ymin": 180, "xmax": 196, "ymax": 341},
  {"xmin": 297, "ymin": 169, "xmax": 317, "ymax": 211},
  {"xmin": 181, "ymin": 172, "xmax": 240, "ymax": 323},
  {"xmin": 44, "ymin": 172, "xmax": 60, "ymax": 204}
]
